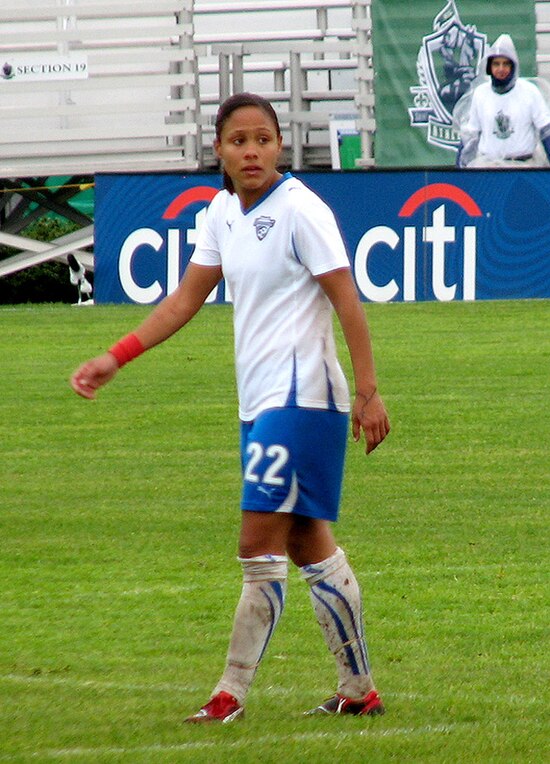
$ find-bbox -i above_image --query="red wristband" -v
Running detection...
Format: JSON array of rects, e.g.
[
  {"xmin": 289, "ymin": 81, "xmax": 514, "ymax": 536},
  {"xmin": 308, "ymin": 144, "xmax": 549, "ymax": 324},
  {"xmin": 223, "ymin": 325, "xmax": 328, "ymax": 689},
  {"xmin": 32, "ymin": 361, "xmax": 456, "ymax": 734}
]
[{"xmin": 108, "ymin": 333, "xmax": 145, "ymax": 367}]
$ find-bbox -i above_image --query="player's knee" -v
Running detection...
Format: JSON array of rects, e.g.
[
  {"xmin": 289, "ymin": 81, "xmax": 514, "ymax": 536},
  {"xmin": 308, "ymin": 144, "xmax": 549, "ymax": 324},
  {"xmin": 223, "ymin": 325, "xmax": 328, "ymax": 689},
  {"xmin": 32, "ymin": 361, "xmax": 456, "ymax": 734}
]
[
  {"xmin": 287, "ymin": 518, "xmax": 336, "ymax": 567},
  {"xmin": 238, "ymin": 511, "xmax": 292, "ymax": 558}
]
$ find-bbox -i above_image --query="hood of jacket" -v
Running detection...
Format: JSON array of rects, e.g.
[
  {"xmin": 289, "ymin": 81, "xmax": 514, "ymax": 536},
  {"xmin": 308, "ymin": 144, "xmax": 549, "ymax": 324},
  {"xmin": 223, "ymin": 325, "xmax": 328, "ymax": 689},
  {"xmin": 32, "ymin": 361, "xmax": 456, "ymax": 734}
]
[{"xmin": 484, "ymin": 34, "xmax": 519, "ymax": 92}]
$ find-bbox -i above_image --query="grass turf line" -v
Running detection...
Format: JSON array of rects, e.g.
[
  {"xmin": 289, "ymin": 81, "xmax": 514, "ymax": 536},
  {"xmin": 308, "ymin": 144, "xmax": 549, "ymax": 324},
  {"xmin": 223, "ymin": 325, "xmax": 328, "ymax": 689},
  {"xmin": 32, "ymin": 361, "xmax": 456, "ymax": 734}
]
[{"xmin": 0, "ymin": 300, "xmax": 548, "ymax": 763}]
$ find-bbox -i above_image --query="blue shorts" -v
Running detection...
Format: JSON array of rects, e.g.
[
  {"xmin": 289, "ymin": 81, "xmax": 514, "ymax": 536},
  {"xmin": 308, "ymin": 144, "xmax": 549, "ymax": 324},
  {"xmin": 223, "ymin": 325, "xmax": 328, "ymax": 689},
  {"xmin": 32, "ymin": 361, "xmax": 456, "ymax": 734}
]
[{"xmin": 240, "ymin": 407, "xmax": 349, "ymax": 522}]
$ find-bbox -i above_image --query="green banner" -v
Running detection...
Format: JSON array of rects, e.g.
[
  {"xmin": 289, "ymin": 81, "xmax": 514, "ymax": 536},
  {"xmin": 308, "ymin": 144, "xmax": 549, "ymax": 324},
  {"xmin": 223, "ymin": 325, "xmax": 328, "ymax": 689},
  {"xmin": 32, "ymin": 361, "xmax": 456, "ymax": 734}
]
[{"xmin": 371, "ymin": 0, "xmax": 537, "ymax": 166}]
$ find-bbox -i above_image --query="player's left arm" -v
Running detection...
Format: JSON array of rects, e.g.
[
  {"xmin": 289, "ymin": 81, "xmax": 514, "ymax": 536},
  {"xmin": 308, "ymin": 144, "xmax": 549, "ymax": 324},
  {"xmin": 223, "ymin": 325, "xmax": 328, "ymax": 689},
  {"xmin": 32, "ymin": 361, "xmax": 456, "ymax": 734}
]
[
  {"xmin": 540, "ymin": 123, "xmax": 550, "ymax": 161},
  {"xmin": 529, "ymin": 84, "xmax": 550, "ymax": 160},
  {"xmin": 316, "ymin": 267, "xmax": 390, "ymax": 454}
]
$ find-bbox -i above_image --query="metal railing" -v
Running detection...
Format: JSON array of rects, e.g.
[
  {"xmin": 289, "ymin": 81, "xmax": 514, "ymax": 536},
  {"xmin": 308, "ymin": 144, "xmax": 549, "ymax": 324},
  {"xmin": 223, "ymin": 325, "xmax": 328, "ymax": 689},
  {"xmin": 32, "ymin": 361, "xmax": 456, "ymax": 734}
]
[
  {"xmin": 193, "ymin": 0, "xmax": 374, "ymax": 170},
  {"xmin": 0, "ymin": 0, "xmax": 199, "ymax": 178}
]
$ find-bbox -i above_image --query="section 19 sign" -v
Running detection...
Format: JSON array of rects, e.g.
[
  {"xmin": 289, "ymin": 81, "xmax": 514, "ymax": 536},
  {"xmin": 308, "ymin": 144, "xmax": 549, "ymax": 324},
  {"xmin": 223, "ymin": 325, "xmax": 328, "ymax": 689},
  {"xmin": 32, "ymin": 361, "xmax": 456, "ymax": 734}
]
[{"xmin": 95, "ymin": 170, "xmax": 550, "ymax": 304}]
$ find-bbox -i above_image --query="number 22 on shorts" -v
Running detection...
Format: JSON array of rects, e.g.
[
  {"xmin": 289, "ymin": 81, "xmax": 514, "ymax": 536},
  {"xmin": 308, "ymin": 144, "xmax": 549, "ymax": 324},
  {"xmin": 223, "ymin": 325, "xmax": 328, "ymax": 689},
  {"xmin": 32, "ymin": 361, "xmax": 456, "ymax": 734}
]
[{"xmin": 244, "ymin": 442, "xmax": 289, "ymax": 486}]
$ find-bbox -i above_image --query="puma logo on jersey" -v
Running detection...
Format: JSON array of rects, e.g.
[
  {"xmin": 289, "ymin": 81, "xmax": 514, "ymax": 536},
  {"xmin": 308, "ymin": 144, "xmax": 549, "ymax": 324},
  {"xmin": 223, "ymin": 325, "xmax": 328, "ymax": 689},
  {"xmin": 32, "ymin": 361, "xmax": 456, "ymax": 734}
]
[{"xmin": 254, "ymin": 216, "xmax": 275, "ymax": 241}]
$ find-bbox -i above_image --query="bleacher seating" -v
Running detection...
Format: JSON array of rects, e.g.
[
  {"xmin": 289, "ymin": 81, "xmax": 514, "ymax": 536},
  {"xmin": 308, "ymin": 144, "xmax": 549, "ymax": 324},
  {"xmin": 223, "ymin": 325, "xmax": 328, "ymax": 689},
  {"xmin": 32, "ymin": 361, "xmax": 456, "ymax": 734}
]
[
  {"xmin": 0, "ymin": 0, "xmax": 198, "ymax": 276},
  {"xmin": 193, "ymin": 0, "xmax": 374, "ymax": 169},
  {"xmin": 0, "ymin": 0, "xmax": 375, "ymax": 278},
  {"xmin": 0, "ymin": 0, "xmax": 198, "ymax": 178},
  {"xmin": 0, "ymin": 0, "xmax": 374, "ymax": 179}
]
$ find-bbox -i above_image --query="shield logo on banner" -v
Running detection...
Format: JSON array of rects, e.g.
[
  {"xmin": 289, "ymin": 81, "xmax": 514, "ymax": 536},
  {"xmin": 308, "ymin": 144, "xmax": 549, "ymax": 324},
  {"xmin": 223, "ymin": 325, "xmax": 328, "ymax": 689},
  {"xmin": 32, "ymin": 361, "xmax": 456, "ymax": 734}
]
[{"xmin": 409, "ymin": 1, "xmax": 486, "ymax": 151}]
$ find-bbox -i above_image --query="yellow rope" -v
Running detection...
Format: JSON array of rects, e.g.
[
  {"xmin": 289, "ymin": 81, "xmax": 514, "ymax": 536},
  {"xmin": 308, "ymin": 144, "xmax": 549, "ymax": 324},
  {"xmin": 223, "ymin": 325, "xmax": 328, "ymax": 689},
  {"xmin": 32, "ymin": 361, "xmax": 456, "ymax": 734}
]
[{"xmin": 0, "ymin": 181, "xmax": 95, "ymax": 194}]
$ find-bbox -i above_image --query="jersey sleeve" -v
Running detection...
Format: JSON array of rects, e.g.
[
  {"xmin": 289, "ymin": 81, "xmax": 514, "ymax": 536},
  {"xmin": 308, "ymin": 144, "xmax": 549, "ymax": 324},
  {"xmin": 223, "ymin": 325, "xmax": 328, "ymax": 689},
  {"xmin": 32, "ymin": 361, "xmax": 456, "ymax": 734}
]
[
  {"xmin": 291, "ymin": 190, "xmax": 350, "ymax": 276},
  {"xmin": 190, "ymin": 193, "xmax": 223, "ymax": 267}
]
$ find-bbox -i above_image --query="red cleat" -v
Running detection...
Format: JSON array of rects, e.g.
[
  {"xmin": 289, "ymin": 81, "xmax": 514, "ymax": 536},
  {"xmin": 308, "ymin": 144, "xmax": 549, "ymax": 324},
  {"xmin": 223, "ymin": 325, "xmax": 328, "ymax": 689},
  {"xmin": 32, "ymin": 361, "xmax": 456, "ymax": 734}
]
[
  {"xmin": 185, "ymin": 691, "xmax": 244, "ymax": 724},
  {"xmin": 305, "ymin": 689, "xmax": 385, "ymax": 716}
]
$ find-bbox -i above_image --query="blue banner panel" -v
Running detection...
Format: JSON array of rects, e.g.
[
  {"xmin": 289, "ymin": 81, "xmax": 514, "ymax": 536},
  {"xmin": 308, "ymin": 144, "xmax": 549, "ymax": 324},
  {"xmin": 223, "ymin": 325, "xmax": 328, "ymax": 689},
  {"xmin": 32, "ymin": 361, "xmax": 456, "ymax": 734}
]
[
  {"xmin": 94, "ymin": 173, "xmax": 221, "ymax": 304},
  {"xmin": 95, "ymin": 170, "xmax": 550, "ymax": 304}
]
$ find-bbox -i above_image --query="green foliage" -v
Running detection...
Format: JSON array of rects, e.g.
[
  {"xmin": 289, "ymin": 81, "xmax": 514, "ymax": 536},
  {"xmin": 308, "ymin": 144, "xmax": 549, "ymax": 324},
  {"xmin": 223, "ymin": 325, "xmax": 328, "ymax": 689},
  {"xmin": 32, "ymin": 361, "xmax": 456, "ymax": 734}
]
[
  {"xmin": 0, "ymin": 217, "xmax": 85, "ymax": 305},
  {"xmin": 0, "ymin": 300, "xmax": 548, "ymax": 762},
  {"xmin": 22, "ymin": 216, "xmax": 80, "ymax": 243}
]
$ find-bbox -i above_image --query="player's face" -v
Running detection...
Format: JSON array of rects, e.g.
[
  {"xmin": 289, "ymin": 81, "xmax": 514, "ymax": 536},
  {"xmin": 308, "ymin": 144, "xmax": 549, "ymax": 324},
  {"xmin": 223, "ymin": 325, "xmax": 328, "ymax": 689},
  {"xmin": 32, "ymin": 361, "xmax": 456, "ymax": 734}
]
[
  {"xmin": 490, "ymin": 56, "xmax": 513, "ymax": 81},
  {"xmin": 215, "ymin": 106, "xmax": 283, "ymax": 209}
]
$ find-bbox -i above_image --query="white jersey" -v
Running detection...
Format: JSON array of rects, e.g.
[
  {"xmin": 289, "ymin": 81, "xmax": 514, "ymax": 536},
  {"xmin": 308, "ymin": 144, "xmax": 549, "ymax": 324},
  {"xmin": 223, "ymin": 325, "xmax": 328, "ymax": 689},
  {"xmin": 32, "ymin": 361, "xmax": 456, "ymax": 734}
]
[
  {"xmin": 191, "ymin": 173, "xmax": 351, "ymax": 421},
  {"xmin": 467, "ymin": 78, "xmax": 550, "ymax": 159}
]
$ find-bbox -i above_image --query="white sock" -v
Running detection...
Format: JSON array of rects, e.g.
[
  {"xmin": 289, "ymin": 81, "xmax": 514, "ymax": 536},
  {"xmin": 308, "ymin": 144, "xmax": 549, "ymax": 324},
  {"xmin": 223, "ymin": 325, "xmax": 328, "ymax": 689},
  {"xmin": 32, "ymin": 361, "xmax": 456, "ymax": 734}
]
[
  {"xmin": 213, "ymin": 554, "xmax": 287, "ymax": 705},
  {"xmin": 301, "ymin": 547, "xmax": 375, "ymax": 699}
]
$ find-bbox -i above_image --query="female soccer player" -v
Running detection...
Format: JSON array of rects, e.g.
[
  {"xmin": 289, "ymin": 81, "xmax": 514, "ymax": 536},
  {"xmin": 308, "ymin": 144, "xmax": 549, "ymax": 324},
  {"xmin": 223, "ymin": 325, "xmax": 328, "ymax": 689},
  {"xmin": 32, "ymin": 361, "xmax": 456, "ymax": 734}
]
[{"xmin": 71, "ymin": 92, "xmax": 390, "ymax": 723}]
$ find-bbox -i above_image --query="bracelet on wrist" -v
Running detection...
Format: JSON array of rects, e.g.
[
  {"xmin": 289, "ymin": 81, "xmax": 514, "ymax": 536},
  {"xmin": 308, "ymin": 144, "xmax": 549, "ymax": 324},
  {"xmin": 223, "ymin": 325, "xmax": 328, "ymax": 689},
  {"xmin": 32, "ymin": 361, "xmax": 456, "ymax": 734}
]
[
  {"xmin": 108, "ymin": 333, "xmax": 145, "ymax": 368},
  {"xmin": 355, "ymin": 388, "xmax": 377, "ymax": 406}
]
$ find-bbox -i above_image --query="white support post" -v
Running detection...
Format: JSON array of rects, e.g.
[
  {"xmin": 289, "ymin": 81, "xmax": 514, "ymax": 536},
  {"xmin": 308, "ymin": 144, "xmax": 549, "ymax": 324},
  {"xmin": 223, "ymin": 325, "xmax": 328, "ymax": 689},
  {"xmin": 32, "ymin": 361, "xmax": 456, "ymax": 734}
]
[
  {"xmin": 176, "ymin": 1, "xmax": 199, "ymax": 168},
  {"xmin": 218, "ymin": 52, "xmax": 231, "ymax": 104},
  {"xmin": 289, "ymin": 50, "xmax": 305, "ymax": 169},
  {"xmin": 353, "ymin": 0, "xmax": 375, "ymax": 167},
  {"xmin": 57, "ymin": 0, "xmax": 76, "ymax": 128},
  {"xmin": 232, "ymin": 52, "xmax": 245, "ymax": 94},
  {"xmin": 315, "ymin": 7, "xmax": 328, "ymax": 60}
]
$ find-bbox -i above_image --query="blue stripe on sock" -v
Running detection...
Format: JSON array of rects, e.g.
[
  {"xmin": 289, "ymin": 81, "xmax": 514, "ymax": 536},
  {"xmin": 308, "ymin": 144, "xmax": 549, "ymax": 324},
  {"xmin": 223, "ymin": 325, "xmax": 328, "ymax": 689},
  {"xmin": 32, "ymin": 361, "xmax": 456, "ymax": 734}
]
[
  {"xmin": 258, "ymin": 583, "xmax": 285, "ymax": 662},
  {"xmin": 269, "ymin": 581, "xmax": 285, "ymax": 609},
  {"xmin": 311, "ymin": 587, "xmax": 360, "ymax": 674},
  {"xmin": 313, "ymin": 581, "xmax": 370, "ymax": 674}
]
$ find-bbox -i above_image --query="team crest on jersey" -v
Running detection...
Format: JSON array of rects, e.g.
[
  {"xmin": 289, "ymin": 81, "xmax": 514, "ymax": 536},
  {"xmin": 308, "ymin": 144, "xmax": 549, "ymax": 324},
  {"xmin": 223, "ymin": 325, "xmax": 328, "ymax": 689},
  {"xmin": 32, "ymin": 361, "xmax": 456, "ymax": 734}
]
[
  {"xmin": 408, "ymin": 0, "xmax": 486, "ymax": 151},
  {"xmin": 254, "ymin": 216, "xmax": 275, "ymax": 241},
  {"xmin": 493, "ymin": 110, "xmax": 514, "ymax": 140}
]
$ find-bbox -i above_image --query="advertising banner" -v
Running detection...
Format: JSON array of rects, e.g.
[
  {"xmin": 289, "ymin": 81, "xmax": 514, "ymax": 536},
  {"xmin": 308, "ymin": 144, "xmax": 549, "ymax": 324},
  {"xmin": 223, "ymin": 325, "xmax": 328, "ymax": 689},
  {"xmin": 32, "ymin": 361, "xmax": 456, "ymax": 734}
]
[
  {"xmin": 371, "ymin": 0, "xmax": 537, "ymax": 166},
  {"xmin": 94, "ymin": 170, "xmax": 550, "ymax": 305},
  {"xmin": 95, "ymin": 174, "xmax": 220, "ymax": 305}
]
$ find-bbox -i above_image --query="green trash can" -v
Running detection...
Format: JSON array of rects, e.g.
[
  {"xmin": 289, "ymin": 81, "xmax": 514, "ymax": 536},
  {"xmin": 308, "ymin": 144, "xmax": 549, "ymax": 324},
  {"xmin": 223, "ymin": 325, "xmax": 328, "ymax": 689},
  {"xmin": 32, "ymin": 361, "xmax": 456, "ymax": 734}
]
[
  {"xmin": 330, "ymin": 114, "xmax": 362, "ymax": 169},
  {"xmin": 339, "ymin": 132, "xmax": 362, "ymax": 170}
]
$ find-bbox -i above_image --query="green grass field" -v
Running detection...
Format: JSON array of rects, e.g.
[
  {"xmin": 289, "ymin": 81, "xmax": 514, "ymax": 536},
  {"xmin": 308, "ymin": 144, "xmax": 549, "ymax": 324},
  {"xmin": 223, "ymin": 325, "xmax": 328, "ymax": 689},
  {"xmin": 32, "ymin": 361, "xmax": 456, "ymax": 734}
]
[{"xmin": 1, "ymin": 300, "xmax": 548, "ymax": 763}]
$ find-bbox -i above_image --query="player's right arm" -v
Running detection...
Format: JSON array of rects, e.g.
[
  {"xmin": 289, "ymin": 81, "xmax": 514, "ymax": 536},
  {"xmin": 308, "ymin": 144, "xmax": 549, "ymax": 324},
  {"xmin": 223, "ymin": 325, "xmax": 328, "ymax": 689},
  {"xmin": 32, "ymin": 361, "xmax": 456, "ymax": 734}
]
[
  {"xmin": 130, "ymin": 262, "xmax": 222, "ymax": 350},
  {"xmin": 70, "ymin": 263, "xmax": 222, "ymax": 399},
  {"xmin": 456, "ymin": 88, "xmax": 481, "ymax": 167}
]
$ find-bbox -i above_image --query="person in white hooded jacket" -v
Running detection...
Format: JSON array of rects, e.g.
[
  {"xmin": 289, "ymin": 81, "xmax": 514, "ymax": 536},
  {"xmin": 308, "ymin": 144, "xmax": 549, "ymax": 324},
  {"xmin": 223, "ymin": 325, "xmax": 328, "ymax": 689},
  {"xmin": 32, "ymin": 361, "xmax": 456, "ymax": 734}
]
[{"xmin": 456, "ymin": 34, "xmax": 550, "ymax": 167}]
